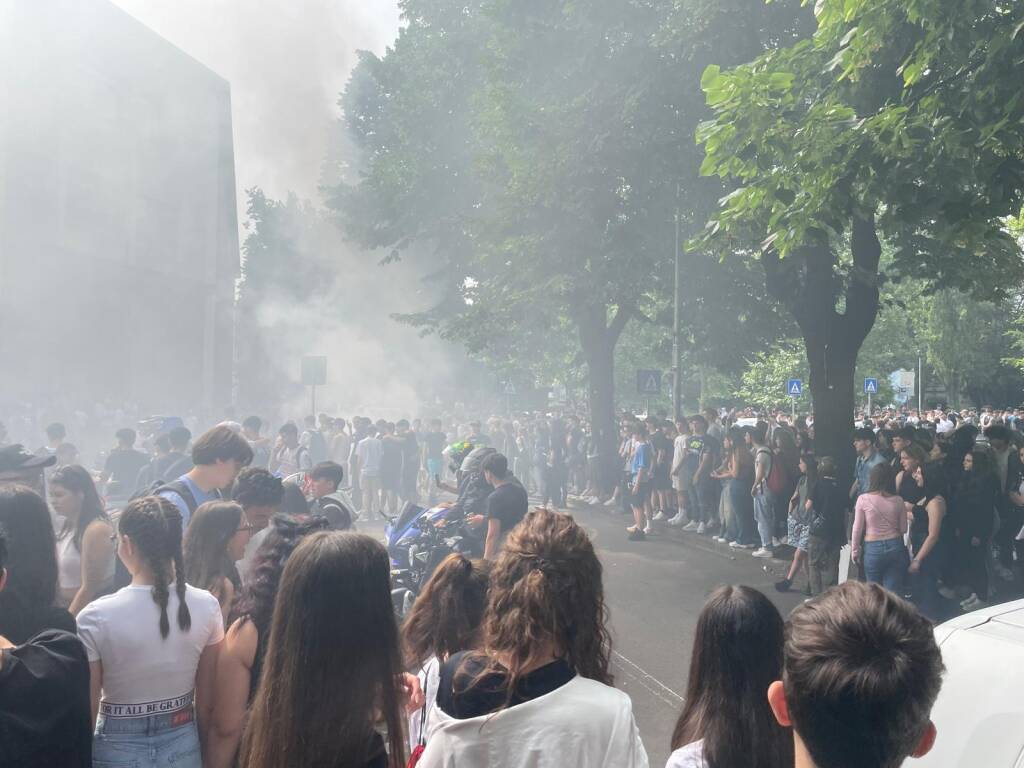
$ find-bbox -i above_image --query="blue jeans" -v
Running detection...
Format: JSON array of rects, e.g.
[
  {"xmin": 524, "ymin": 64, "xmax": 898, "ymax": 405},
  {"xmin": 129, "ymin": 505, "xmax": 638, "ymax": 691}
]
[
  {"xmin": 863, "ymin": 537, "xmax": 910, "ymax": 595},
  {"xmin": 753, "ymin": 488, "xmax": 775, "ymax": 548},
  {"xmin": 728, "ymin": 479, "xmax": 758, "ymax": 545},
  {"xmin": 94, "ymin": 717, "xmax": 201, "ymax": 768}
]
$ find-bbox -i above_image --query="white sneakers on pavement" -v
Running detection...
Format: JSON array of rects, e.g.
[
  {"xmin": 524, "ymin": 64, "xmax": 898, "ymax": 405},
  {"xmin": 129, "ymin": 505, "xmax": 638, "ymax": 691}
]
[
  {"xmin": 696, "ymin": 522, "xmax": 706, "ymax": 535},
  {"xmin": 752, "ymin": 548, "xmax": 773, "ymax": 558},
  {"xmin": 682, "ymin": 521, "xmax": 700, "ymax": 532},
  {"xmin": 667, "ymin": 513, "xmax": 686, "ymax": 526},
  {"xmin": 652, "ymin": 511, "xmax": 666, "ymax": 522}
]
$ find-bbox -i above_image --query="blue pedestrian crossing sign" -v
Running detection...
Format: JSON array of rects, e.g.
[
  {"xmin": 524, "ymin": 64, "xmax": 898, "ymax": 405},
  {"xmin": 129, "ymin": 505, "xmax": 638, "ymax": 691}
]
[
  {"xmin": 786, "ymin": 379, "xmax": 803, "ymax": 397},
  {"xmin": 864, "ymin": 378, "xmax": 879, "ymax": 394}
]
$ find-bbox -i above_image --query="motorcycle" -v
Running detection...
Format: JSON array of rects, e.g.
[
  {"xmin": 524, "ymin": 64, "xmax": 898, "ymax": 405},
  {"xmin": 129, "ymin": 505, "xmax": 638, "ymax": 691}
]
[{"xmin": 385, "ymin": 502, "xmax": 479, "ymax": 617}]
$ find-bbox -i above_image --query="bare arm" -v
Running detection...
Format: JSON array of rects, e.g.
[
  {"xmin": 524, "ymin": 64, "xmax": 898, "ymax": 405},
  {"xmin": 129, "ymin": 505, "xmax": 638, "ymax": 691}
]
[
  {"xmin": 196, "ymin": 640, "xmax": 223, "ymax": 765},
  {"xmin": 207, "ymin": 621, "xmax": 256, "ymax": 768},
  {"xmin": 212, "ymin": 578, "xmax": 235, "ymax": 628},
  {"xmin": 912, "ymin": 497, "xmax": 945, "ymax": 568},
  {"xmin": 484, "ymin": 517, "xmax": 502, "ymax": 560},
  {"xmin": 69, "ymin": 520, "xmax": 115, "ymax": 616}
]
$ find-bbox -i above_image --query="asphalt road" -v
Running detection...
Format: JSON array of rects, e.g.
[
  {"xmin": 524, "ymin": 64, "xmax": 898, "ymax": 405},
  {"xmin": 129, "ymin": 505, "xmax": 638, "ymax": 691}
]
[{"xmin": 575, "ymin": 502, "xmax": 804, "ymax": 766}]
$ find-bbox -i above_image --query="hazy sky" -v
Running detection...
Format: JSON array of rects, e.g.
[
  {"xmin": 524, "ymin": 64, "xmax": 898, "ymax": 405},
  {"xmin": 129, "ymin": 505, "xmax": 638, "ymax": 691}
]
[{"xmin": 110, "ymin": 0, "xmax": 401, "ymax": 207}]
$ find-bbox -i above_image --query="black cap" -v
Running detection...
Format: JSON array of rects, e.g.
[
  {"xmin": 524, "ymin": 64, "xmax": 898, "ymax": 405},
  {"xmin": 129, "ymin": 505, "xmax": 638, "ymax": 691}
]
[{"xmin": 0, "ymin": 444, "xmax": 57, "ymax": 474}]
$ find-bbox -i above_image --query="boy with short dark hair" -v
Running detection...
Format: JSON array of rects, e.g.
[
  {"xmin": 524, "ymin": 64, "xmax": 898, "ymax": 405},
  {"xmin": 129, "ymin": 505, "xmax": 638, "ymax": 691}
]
[
  {"xmin": 768, "ymin": 581, "xmax": 944, "ymax": 768},
  {"xmin": 310, "ymin": 461, "xmax": 356, "ymax": 531}
]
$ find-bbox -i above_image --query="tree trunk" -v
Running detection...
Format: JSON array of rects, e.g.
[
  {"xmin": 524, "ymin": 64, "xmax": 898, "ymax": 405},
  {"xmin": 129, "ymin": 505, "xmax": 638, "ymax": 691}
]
[
  {"xmin": 577, "ymin": 303, "xmax": 630, "ymax": 496},
  {"xmin": 763, "ymin": 215, "xmax": 881, "ymax": 492}
]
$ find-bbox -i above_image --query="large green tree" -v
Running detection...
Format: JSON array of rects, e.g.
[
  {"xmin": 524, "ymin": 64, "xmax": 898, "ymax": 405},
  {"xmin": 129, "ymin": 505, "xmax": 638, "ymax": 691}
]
[
  {"xmin": 334, "ymin": 0, "xmax": 808, "ymax": 486},
  {"xmin": 697, "ymin": 0, "xmax": 1024, "ymax": 475}
]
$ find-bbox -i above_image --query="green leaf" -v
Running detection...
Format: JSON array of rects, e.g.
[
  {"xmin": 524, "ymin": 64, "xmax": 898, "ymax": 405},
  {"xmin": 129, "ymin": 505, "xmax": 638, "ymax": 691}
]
[{"xmin": 700, "ymin": 65, "xmax": 722, "ymax": 92}]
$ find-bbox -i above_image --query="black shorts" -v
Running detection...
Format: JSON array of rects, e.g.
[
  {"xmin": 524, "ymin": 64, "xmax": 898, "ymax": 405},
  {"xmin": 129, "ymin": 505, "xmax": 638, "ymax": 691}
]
[{"xmin": 628, "ymin": 480, "xmax": 651, "ymax": 509}]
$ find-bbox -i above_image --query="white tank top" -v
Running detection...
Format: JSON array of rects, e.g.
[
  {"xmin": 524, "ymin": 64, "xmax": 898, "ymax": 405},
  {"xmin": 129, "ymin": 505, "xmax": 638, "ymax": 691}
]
[{"xmin": 57, "ymin": 524, "xmax": 115, "ymax": 591}]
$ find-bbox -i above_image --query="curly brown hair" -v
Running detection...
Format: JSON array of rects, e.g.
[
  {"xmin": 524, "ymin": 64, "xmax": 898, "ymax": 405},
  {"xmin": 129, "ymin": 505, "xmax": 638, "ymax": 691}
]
[{"xmin": 478, "ymin": 508, "xmax": 612, "ymax": 704}]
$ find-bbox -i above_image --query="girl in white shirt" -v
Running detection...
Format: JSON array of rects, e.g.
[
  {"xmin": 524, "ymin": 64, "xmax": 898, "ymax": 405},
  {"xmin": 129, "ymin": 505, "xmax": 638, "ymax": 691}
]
[
  {"xmin": 78, "ymin": 496, "xmax": 224, "ymax": 768},
  {"xmin": 422, "ymin": 509, "xmax": 648, "ymax": 768},
  {"xmin": 665, "ymin": 585, "xmax": 791, "ymax": 768},
  {"xmin": 400, "ymin": 553, "xmax": 491, "ymax": 752}
]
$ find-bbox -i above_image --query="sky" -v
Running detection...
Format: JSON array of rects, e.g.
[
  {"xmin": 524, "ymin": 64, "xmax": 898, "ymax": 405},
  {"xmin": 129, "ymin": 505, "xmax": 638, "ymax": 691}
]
[{"xmin": 110, "ymin": 0, "xmax": 402, "ymax": 209}]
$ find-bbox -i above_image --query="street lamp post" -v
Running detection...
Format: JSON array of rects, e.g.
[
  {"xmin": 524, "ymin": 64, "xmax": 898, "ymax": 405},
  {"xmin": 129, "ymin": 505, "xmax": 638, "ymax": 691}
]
[{"xmin": 672, "ymin": 187, "xmax": 682, "ymax": 422}]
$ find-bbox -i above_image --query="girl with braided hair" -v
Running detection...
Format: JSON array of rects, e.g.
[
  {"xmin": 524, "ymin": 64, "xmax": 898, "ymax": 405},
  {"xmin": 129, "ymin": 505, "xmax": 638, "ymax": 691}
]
[
  {"xmin": 77, "ymin": 495, "xmax": 225, "ymax": 768},
  {"xmin": 422, "ymin": 508, "xmax": 648, "ymax": 768}
]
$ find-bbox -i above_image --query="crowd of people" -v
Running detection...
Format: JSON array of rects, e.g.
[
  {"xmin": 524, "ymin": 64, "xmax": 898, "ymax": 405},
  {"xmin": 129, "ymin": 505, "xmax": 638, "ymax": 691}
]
[
  {"xmin": 0, "ymin": 401, "xmax": 1019, "ymax": 766},
  {"xmin": 614, "ymin": 406, "xmax": 1024, "ymax": 622}
]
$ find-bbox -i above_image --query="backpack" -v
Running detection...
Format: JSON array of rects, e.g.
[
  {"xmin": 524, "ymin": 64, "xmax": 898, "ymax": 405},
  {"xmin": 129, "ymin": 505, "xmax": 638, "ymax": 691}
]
[{"xmin": 758, "ymin": 448, "xmax": 788, "ymax": 494}]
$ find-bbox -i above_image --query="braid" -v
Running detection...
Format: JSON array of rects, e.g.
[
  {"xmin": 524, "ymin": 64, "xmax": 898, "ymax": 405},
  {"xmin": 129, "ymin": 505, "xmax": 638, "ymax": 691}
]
[
  {"xmin": 119, "ymin": 496, "xmax": 190, "ymax": 639},
  {"xmin": 166, "ymin": 507, "xmax": 192, "ymax": 632}
]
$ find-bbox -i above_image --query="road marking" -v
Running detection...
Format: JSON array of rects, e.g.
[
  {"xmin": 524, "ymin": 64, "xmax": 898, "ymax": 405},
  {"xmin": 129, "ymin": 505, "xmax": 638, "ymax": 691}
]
[{"xmin": 612, "ymin": 649, "xmax": 685, "ymax": 707}]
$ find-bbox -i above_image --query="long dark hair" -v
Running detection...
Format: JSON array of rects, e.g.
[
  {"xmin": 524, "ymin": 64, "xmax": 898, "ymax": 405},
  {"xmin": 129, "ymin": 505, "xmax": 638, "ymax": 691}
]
[
  {"xmin": 474, "ymin": 508, "xmax": 612, "ymax": 707},
  {"xmin": 670, "ymin": 586, "xmax": 792, "ymax": 768},
  {"xmin": 229, "ymin": 514, "xmax": 330, "ymax": 686},
  {"xmin": 183, "ymin": 501, "xmax": 243, "ymax": 595},
  {"xmin": 51, "ymin": 464, "xmax": 108, "ymax": 551},
  {"xmin": 402, "ymin": 554, "xmax": 491, "ymax": 669},
  {"xmin": 240, "ymin": 532, "xmax": 406, "ymax": 768},
  {"xmin": 0, "ymin": 485, "xmax": 61, "ymax": 644},
  {"xmin": 118, "ymin": 496, "xmax": 191, "ymax": 639}
]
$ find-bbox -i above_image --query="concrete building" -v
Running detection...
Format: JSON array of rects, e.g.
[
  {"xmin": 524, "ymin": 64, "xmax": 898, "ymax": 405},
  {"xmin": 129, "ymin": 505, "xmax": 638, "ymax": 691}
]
[{"xmin": 0, "ymin": 0, "xmax": 238, "ymax": 414}]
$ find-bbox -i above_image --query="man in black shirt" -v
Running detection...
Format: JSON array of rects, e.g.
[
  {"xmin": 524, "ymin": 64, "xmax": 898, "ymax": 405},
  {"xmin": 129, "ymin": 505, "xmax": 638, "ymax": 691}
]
[
  {"xmin": 101, "ymin": 427, "xmax": 150, "ymax": 499},
  {"xmin": 482, "ymin": 453, "xmax": 528, "ymax": 559},
  {"xmin": 0, "ymin": 529, "xmax": 92, "ymax": 767}
]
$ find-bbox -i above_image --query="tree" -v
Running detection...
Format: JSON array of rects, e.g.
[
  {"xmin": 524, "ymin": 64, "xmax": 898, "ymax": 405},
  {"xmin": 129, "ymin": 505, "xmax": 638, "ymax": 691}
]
[
  {"xmin": 736, "ymin": 342, "xmax": 808, "ymax": 412},
  {"xmin": 697, "ymin": 0, "xmax": 1024, "ymax": 478},
  {"xmin": 335, "ymin": 0, "xmax": 809, "ymax": 488}
]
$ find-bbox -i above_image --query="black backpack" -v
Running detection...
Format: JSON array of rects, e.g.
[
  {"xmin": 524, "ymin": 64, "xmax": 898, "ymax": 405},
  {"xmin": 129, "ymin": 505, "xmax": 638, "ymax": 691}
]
[{"xmin": 114, "ymin": 479, "xmax": 203, "ymax": 589}]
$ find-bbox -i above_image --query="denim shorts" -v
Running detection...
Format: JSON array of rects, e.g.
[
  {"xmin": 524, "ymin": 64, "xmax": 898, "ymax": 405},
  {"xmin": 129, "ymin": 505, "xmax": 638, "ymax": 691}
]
[{"xmin": 94, "ymin": 713, "xmax": 201, "ymax": 768}]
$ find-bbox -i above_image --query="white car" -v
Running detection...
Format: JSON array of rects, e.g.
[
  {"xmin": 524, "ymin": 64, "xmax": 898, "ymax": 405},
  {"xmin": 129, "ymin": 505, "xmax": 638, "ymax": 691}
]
[{"xmin": 916, "ymin": 598, "xmax": 1024, "ymax": 767}]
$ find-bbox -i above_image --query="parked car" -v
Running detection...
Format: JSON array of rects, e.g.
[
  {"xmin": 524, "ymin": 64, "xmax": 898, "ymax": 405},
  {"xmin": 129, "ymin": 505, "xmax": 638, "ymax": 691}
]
[{"xmin": 917, "ymin": 598, "xmax": 1024, "ymax": 767}]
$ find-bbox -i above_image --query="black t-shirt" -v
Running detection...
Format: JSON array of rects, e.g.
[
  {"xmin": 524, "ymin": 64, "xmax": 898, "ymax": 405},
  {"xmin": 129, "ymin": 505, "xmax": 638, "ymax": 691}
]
[
  {"xmin": 0, "ymin": 595, "xmax": 76, "ymax": 646},
  {"xmin": 437, "ymin": 650, "xmax": 575, "ymax": 720},
  {"xmin": 486, "ymin": 481, "xmax": 529, "ymax": 532},
  {"xmin": 104, "ymin": 448, "xmax": 150, "ymax": 486},
  {"xmin": 651, "ymin": 433, "xmax": 673, "ymax": 473},
  {"xmin": 0, "ymin": 630, "xmax": 92, "ymax": 768},
  {"xmin": 423, "ymin": 431, "xmax": 447, "ymax": 461},
  {"xmin": 400, "ymin": 433, "xmax": 420, "ymax": 474}
]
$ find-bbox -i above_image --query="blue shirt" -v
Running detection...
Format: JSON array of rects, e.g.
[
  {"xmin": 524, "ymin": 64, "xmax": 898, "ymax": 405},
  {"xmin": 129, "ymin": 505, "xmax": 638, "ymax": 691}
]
[
  {"xmin": 631, "ymin": 442, "xmax": 652, "ymax": 481},
  {"xmin": 157, "ymin": 475, "xmax": 221, "ymax": 527},
  {"xmin": 854, "ymin": 451, "xmax": 886, "ymax": 497}
]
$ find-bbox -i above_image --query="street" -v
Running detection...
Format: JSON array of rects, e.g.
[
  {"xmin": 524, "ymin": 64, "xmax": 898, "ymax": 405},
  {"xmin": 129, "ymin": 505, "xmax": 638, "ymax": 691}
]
[{"xmin": 576, "ymin": 502, "xmax": 804, "ymax": 766}]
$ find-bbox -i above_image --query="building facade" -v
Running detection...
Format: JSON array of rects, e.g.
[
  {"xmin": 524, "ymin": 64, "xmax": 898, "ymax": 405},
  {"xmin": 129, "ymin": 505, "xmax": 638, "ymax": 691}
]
[{"xmin": 0, "ymin": 0, "xmax": 238, "ymax": 414}]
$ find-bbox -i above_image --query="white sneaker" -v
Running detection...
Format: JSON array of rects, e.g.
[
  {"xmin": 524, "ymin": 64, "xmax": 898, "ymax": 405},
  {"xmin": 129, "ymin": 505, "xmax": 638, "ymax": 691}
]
[
  {"xmin": 682, "ymin": 521, "xmax": 700, "ymax": 532},
  {"xmin": 729, "ymin": 540, "xmax": 743, "ymax": 548},
  {"xmin": 696, "ymin": 522, "xmax": 707, "ymax": 534},
  {"xmin": 604, "ymin": 498, "xmax": 617, "ymax": 507},
  {"xmin": 652, "ymin": 511, "xmax": 666, "ymax": 522},
  {"xmin": 959, "ymin": 593, "xmax": 979, "ymax": 608},
  {"xmin": 667, "ymin": 513, "xmax": 686, "ymax": 526},
  {"xmin": 714, "ymin": 535, "xmax": 728, "ymax": 543},
  {"xmin": 752, "ymin": 548, "xmax": 773, "ymax": 558},
  {"xmin": 643, "ymin": 522, "xmax": 652, "ymax": 535}
]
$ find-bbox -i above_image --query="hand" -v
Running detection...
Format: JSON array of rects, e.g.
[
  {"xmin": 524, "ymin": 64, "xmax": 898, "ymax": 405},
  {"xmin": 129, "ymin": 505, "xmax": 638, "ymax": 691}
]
[
  {"xmin": 805, "ymin": 499, "xmax": 813, "ymax": 512},
  {"xmin": 401, "ymin": 672, "xmax": 425, "ymax": 714},
  {"xmin": 908, "ymin": 559, "xmax": 921, "ymax": 575},
  {"xmin": 913, "ymin": 466, "xmax": 924, "ymax": 487},
  {"xmin": 750, "ymin": 486, "xmax": 757, "ymax": 498},
  {"xmin": 851, "ymin": 550, "xmax": 860, "ymax": 565},
  {"xmin": 971, "ymin": 536, "xmax": 981, "ymax": 547},
  {"xmin": 466, "ymin": 514, "xmax": 485, "ymax": 527}
]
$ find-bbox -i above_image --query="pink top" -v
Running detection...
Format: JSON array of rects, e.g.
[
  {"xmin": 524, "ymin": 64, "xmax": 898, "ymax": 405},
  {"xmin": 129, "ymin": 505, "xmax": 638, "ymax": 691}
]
[{"xmin": 852, "ymin": 493, "xmax": 908, "ymax": 557}]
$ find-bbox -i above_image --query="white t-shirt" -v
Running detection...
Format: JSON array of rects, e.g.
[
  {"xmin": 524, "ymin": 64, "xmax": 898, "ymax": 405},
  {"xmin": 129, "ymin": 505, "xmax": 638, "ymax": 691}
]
[
  {"xmin": 408, "ymin": 656, "xmax": 440, "ymax": 751},
  {"xmin": 665, "ymin": 740, "xmax": 704, "ymax": 768},
  {"xmin": 356, "ymin": 437, "xmax": 384, "ymax": 476},
  {"xmin": 421, "ymin": 675, "xmax": 648, "ymax": 768},
  {"xmin": 78, "ymin": 583, "xmax": 224, "ymax": 707}
]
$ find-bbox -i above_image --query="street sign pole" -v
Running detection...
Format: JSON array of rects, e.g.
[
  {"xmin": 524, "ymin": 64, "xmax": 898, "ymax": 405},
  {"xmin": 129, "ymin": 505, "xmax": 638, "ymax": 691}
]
[
  {"xmin": 867, "ymin": 390, "xmax": 871, "ymax": 417},
  {"xmin": 311, "ymin": 384, "xmax": 317, "ymax": 420},
  {"xmin": 792, "ymin": 396, "xmax": 796, "ymax": 421},
  {"xmin": 671, "ymin": 189, "xmax": 682, "ymax": 422}
]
